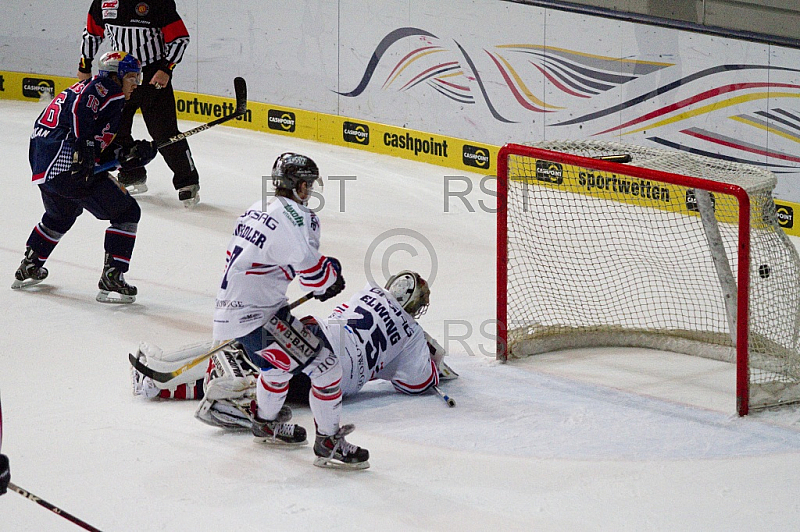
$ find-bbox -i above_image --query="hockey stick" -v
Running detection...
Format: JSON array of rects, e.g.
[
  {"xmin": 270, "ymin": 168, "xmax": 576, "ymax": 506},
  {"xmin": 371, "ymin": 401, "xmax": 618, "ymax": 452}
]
[
  {"xmin": 129, "ymin": 293, "xmax": 315, "ymax": 383},
  {"xmin": 95, "ymin": 76, "xmax": 248, "ymax": 174},
  {"xmin": 1, "ymin": 396, "xmax": 103, "ymax": 531},
  {"xmin": 593, "ymin": 153, "xmax": 631, "ymax": 163},
  {"xmin": 433, "ymin": 385, "xmax": 456, "ymax": 407},
  {"xmin": 8, "ymin": 483, "xmax": 104, "ymax": 532}
]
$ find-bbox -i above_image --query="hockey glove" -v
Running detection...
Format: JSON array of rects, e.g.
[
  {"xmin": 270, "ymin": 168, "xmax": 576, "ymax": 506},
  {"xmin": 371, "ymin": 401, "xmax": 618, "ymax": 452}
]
[
  {"xmin": 70, "ymin": 138, "xmax": 97, "ymax": 184},
  {"xmin": 314, "ymin": 257, "xmax": 345, "ymax": 302},
  {"xmin": 0, "ymin": 454, "xmax": 9, "ymax": 496},
  {"xmin": 120, "ymin": 140, "xmax": 158, "ymax": 170}
]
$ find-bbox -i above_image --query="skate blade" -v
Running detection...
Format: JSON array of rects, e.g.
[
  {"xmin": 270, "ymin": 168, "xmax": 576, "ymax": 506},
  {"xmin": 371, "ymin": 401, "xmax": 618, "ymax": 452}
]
[
  {"xmin": 313, "ymin": 456, "xmax": 370, "ymax": 470},
  {"xmin": 182, "ymin": 195, "xmax": 200, "ymax": 208},
  {"xmin": 11, "ymin": 277, "xmax": 45, "ymax": 290},
  {"xmin": 124, "ymin": 183, "xmax": 148, "ymax": 195},
  {"xmin": 96, "ymin": 290, "xmax": 136, "ymax": 304},
  {"xmin": 252, "ymin": 435, "xmax": 308, "ymax": 446}
]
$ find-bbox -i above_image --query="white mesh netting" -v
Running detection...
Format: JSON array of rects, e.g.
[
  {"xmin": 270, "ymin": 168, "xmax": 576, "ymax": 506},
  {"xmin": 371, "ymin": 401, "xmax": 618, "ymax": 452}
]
[{"xmin": 503, "ymin": 140, "xmax": 800, "ymax": 411}]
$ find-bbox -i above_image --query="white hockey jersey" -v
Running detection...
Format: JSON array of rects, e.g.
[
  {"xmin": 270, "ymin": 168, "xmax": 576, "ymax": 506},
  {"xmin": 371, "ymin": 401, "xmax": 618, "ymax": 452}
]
[
  {"xmin": 317, "ymin": 284, "xmax": 438, "ymax": 396},
  {"xmin": 213, "ymin": 198, "xmax": 339, "ymax": 340}
]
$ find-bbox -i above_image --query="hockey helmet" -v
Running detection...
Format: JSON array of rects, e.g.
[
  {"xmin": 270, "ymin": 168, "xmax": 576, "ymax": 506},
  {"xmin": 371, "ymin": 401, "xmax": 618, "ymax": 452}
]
[
  {"xmin": 271, "ymin": 153, "xmax": 321, "ymax": 191},
  {"xmin": 386, "ymin": 270, "xmax": 430, "ymax": 319},
  {"xmin": 98, "ymin": 51, "xmax": 142, "ymax": 84}
]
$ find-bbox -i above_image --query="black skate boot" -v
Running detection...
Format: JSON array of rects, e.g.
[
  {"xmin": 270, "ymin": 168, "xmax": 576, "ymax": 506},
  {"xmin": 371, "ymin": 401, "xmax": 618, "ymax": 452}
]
[
  {"xmin": 251, "ymin": 403, "xmax": 307, "ymax": 445},
  {"xmin": 117, "ymin": 167, "xmax": 148, "ymax": 195},
  {"xmin": 97, "ymin": 255, "xmax": 137, "ymax": 304},
  {"xmin": 178, "ymin": 184, "xmax": 200, "ymax": 208},
  {"xmin": 11, "ymin": 247, "xmax": 48, "ymax": 289},
  {"xmin": 313, "ymin": 424, "xmax": 370, "ymax": 470}
]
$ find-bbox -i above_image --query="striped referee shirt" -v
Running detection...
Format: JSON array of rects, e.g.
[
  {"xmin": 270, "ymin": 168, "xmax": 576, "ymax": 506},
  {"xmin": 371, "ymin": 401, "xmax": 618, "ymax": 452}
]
[{"xmin": 80, "ymin": 0, "xmax": 189, "ymax": 72}]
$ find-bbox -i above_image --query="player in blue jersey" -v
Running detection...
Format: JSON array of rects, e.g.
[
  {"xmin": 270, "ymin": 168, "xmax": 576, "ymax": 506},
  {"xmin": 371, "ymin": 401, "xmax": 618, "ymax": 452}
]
[{"xmin": 13, "ymin": 51, "xmax": 158, "ymax": 304}]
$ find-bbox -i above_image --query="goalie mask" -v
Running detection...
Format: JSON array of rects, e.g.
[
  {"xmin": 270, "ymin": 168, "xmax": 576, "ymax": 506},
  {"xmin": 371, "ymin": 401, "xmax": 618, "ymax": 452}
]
[{"xmin": 385, "ymin": 270, "xmax": 430, "ymax": 319}]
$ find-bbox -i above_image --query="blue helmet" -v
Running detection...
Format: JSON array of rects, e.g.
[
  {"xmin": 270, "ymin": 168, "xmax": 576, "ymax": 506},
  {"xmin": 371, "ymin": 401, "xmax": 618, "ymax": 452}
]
[{"xmin": 97, "ymin": 51, "xmax": 142, "ymax": 83}]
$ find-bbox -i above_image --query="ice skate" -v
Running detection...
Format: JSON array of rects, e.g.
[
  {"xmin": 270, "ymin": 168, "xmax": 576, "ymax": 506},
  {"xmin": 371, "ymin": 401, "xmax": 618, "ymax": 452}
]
[
  {"xmin": 251, "ymin": 404, "xmax": 307, "ymax": 445},
  {"xmin": 97, "ymin": 255, "xmax": 137, "ymax": 304},
  {"xmin": 117, "ymin": 168, "xmax": 148, "ymax": 195},
  {"xmin": 178, "ymin": 184, "xmax": 200, "ymax": 208},
  {"xmin": 11, "ymin": 247, "xmax": 48, "ymax": 289},
  {"xmin": 313, "ymin": 424, "xmax": 370, "ymax": 470}
]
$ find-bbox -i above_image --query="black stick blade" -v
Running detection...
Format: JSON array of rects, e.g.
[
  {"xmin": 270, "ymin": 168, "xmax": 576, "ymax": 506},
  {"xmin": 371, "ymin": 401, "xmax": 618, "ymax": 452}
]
[{"xmin": 233, "ymin": 77, "xmax": 247, "ymax": 114}]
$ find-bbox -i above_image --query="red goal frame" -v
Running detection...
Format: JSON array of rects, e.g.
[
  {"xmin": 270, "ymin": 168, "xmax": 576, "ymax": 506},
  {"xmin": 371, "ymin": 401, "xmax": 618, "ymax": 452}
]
[{"xmin": 496, "ymin": 143, "xmax": 753, "ymax": 415}]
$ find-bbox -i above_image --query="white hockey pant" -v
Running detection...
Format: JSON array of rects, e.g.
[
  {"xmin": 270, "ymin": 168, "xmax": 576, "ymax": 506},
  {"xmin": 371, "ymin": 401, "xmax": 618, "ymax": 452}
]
[{"xmin": 256, "ymin": 345, "xmax": 343, "ymax": 436}]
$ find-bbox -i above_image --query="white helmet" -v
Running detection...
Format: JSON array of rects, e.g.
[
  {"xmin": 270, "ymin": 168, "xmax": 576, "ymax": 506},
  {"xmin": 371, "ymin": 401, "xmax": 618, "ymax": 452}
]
[
  {"xmin": 97, "ymin": 51, "xmax": 142, "ymax": 84},
  {"xmin": 385, "ymin": 270, "xmax": 430, "ymax": 318}
]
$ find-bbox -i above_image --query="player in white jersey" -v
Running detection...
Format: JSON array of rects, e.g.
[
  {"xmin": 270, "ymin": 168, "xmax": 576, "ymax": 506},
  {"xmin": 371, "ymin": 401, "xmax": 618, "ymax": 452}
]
[
  {"xmin": 214, "ymin": 152, "xmax": 368, "ymax": 469},
  {"xmin": 318, "ymin": 272, "xmax": 441, "ymax": 397}
]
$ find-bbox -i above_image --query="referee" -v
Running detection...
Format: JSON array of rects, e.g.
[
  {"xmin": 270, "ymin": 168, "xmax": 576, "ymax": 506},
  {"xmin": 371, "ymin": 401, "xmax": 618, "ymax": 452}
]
[{"xmin": 78, "ymin": 0, "xmax": 201, "ymax": 207}]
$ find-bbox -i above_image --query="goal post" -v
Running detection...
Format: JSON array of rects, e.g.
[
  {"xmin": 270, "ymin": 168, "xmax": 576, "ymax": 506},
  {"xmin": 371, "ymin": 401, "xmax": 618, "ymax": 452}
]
[{"xmin": 496, "ymin": 140, "xmax": 800, "ymax": 416}]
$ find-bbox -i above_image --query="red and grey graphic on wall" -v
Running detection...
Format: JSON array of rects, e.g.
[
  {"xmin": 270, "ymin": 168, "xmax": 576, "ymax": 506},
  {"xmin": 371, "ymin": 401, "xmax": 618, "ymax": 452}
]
[{"xmin": 337, "ymin": 27, "xmax": 800, "ymax": 175}]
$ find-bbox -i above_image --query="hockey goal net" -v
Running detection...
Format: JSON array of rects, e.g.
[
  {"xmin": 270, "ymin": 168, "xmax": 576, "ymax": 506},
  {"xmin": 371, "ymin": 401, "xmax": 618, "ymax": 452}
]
[{"xmin": 497, "ymin": 140, "xmax": 800, "ymax": 415}]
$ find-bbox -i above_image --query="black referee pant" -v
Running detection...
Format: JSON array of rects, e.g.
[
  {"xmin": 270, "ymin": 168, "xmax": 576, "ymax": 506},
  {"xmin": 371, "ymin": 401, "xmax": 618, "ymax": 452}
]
[{"xmin": 116, "ymin": 63, "xmax": 199, "ymax": 191}]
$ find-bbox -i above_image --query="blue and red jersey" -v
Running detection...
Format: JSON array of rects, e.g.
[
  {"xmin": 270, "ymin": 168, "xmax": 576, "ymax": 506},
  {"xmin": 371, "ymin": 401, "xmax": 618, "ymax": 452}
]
[{"xmin": 30, "ymin": 77, "xmax": 125, "ymax": 184}]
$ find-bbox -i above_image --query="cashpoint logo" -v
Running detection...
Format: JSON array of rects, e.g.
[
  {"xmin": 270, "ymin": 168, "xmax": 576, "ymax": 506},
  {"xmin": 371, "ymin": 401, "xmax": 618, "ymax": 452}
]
[
  {"xmin": 535, "ymin": 160, "xmax": 563, "ymax": 185},
  {"xmin": 22, "ymin": 78, "xmax": 55, "ymax": 99},
  {"xmin": 462, "ymin": 144, "xmax": 490, "ymax": 169},
  {"xmin": 776, "ymin": 204, "xmax": 794, "ymax": 229},
  {"xmin": 268, "ymin": 109, "xmax": 296, "ymax": 132},
  {"xmin": 343, "ymin": 121, "xmax": 369, "ymax": 145}
]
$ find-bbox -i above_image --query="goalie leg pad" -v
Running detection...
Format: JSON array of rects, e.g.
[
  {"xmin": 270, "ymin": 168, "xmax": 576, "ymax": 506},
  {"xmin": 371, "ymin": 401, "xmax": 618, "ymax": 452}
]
[
  {"xmin": 204, "ymin": 344, "xmax": 259, "ymax": 401},
  {"xmin": 133, "ymin": 340, "xmax": 213, "ymax": 389}
]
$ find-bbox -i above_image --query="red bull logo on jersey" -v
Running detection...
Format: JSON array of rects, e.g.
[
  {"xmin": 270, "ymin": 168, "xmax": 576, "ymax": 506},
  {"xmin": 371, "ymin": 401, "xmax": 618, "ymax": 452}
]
[{"xmin": 94, "ymin": 124, "xmax": 115, "ymax": 150}]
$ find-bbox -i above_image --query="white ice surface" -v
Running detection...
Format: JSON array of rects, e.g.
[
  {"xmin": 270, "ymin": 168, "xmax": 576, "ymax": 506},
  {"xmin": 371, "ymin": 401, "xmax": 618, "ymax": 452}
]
[{"xmin": 1, "ymin": 99, "xmax": 800, "ymax": 531}]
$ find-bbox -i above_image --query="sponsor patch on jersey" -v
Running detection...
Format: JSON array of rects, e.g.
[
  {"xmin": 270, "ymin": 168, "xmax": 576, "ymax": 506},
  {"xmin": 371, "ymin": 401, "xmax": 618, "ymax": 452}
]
[
  {"xmin": 135, "ymin": 2, "xmax": 149, "ymax": 16},
  {"xmin": 95, "ymin": 82, "xmax": 108, "ymax": 97},
  {"xmin": 102, "ymin": 9, "xmax": 118, "ymax": 19},
  {"xmin": 259, "ymin": 348, "xmax": 292, "ymax": 371},
  {"xmin": 239, "ymin": 312, "xmax": 263, "ymax": 325}
]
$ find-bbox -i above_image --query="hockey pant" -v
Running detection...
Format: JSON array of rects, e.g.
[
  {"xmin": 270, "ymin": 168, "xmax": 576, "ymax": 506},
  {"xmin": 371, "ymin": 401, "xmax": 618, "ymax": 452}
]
[
  {"xmin": 28, "ymin": 175, "xmax": 140, "ymax": 272},
  {"xmin": 116, "ymin": 63, "xmax": 198, "ymax": 190},
  {"xmin": 242, "ymin": 308, "xmax": 343, "ymax": 436}
]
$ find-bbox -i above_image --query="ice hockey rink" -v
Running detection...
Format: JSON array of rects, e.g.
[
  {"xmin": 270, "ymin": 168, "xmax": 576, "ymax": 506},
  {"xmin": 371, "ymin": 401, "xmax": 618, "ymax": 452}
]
[{"xmin": 2, "ymin": 98, "xmax": 800, "ymax": 531}]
